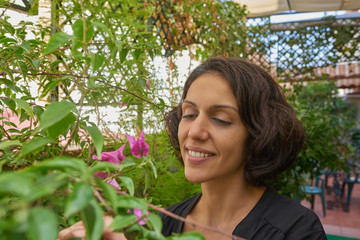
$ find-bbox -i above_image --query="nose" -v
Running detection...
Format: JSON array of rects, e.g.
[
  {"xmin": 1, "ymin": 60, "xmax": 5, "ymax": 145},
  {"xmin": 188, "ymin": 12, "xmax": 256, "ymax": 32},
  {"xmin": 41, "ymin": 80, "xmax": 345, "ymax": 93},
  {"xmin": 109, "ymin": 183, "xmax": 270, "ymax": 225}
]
[{"xmin": 188, "ymin": 114, "xmax": 209, "ymax": 141}]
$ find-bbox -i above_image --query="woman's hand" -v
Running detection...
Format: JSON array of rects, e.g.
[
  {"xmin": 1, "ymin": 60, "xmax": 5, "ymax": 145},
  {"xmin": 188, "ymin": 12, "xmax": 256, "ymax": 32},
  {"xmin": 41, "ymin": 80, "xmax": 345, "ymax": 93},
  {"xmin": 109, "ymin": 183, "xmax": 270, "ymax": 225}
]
[{"xmin": 58, "ymin": 215, "xmax": 127, "ymax": 240}]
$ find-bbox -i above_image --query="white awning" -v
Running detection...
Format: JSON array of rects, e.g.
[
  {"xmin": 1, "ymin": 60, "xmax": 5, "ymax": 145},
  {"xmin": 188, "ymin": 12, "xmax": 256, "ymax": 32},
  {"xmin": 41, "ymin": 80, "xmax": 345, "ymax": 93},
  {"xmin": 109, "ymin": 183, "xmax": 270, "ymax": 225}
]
[{"xmin": 234, "ymin": 0, "xmax": 360, "ymax": 17}]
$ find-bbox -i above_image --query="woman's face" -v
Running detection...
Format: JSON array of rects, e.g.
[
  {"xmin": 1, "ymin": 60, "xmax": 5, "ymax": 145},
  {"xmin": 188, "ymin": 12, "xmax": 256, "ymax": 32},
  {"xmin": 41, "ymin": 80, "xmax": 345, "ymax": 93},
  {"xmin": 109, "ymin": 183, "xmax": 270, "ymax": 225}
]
[{"xmin": 178, "ymin": 73, "xmax": 248, "ymax": 184}]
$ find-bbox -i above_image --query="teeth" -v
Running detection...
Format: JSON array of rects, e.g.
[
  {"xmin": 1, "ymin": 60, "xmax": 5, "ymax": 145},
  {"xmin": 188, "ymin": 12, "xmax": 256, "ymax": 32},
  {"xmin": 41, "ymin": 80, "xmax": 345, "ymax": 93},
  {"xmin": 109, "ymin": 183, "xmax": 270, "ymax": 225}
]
[{"xmin": 188, "ymin": 150, "xmax": 212, "ymax": 157}]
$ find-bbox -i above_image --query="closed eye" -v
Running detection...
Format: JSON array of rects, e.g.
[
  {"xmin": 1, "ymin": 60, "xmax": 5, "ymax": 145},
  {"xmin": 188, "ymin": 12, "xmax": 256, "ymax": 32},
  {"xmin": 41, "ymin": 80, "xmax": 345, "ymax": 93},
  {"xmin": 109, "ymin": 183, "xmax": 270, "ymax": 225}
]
[
  {"xmin": 182, "ymin": 114, "xmax": 197, "ymax": 120},
  {"xmin": 212, "ymin": 118, "xmax": 232, "ymax": 126}
]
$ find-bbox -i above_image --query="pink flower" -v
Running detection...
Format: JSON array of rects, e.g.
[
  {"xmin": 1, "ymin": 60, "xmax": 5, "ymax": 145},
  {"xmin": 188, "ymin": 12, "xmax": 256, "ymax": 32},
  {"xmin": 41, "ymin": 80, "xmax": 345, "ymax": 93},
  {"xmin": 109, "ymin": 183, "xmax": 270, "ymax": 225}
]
[
  {"xmin": 92, "ymin": 145, "xmax": 125, "ymax": 189},
  {"xmin": 92, "ymin": 144, "xmax": 126, "ymax": 165},
  {"xmin": 94, "ymin": 171, "xmax": 120, "ymax": 189},
  {"xmin": 145, "ymin": 80, "xmax": 151, "ymax": 90},
  {"xmin": 127, "ymin": 208, "xmax": 149, "ymax": 225},
  {"xmin": 120, "ymin": 101, "xmax": 128, "ymax": 108},
  {"xmin": 125, "ymin": 131, "xmax": 149, "ymax": 159}
]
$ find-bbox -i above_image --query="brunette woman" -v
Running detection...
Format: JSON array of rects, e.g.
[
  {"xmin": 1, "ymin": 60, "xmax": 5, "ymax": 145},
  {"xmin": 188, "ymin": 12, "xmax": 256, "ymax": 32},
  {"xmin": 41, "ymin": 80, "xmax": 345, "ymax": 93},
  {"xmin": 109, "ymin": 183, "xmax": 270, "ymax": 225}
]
[
  {"xmin": 162, "ymin": 57, "xmax": 326, "ymax": 239},
  {"xmin": 59, "ymin": 57, "xmax": 326, "ymax": 240}
]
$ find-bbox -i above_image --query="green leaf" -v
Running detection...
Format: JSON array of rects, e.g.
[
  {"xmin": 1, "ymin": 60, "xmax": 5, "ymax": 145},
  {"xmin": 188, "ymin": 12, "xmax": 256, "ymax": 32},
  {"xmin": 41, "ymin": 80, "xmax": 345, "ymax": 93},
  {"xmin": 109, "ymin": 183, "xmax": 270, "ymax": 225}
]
[
  {"xmin": 92, "ymin": 21, "xmax": 114, "ymax": 40},
  {"xmin": 147, "ymin": 213, "xmax": 163, "ymax": 234},
  {"xmin": 26, "ymin": 172, "xmax": 67, "ymax": 202},
  {"xmin": 65, "ymin": 182, "xmax": 93, "ymax": 217},
  {"xmin": 0, "ymin": 172, "xmax": 33, "ymax": 197},
  {"xmin": 83, "ymin": 125, "xmax": 104, "ymax": 159},
  {"xmin": 42, "ymin": 32, "xmax": 72, "ymax": 55},
  {"xmin": 134, "ymin": 49, "xmax": 141, "ymax": 60},
  {"xmin": 109, "ymin": 215, "xmax": 137, "ymax": 230},
  {"xmin": 144, "ymin": 168, "xmax": 152, "ymax": 195},
  {"xmin": 148, "ymin": 49, "xmax": 154, "ymax": 60},
  {"xmin": 18, "ymin": 61, "xmax": 28, "ymax": 78},
  {"xmin": 149, "ymin": 159, "xmax": 158, "ymax": 179},
  {"xmin": 0, "ymin": 78, "xmax": 17, "ymax": 92},
  {"xmin": 90, "ymin": 162, "xmax": 120, "ymax": 174},
  {"xmin": 33, "ymin": 105, "xmax": 44, "ymax": 120},
  {"xmin": 32, "ymin": 59, "xmax": 41, "ymax": 69},
  {"xmin": 39, "ymin": 100, "xmax": 77, "ymax": 129},
  {"xmin": 118, "ymin": 157, "xmax": 136, "ymax": 172},
  {"xmin": 72, "ymin": 19, "xmax": 94, "ymax": 50},
  {"xmin": 19, "ymin": 41, "xmax": 31, "ymax": 53},
  {"xmin": 0, "ymin": 37, "xmax": 16, "ymax": 44},
  {"xmin": 28, "ymin": 207, "xmax": 58, "ymax": 240},
  {"xmin": 119, "ymin": 176, "xmax": 134, "ymax": 196},
  {"xmin": 20, "ymin": 137, "xmax": 54, "ymax": 156},
  {"xmin": 94, "ymin": 177, "xmax": 118, "ymax": 210},
  {"xmin": 4, "ymin": 25, "xmax": 15, "ymax": 35},
  {"xmin": 14, "ymin": 98, "xmax": 34, "ymax": 118},
  {"xmin": 2, "ymin": 98, "xmax": 16, "ymax": 111},
  {"xmin": 90, "ymin": 53, "xmax": 105, "ymax": 72},
  {"xmin": 2, "ymin": 121, "xmax": 17, "ymax": 128},
  {"xmin": 47, "ymin": 112, "xmax": 76, "ymax": 138},
  {"xmin": 116, "ymin": 195, "xmax": 147, "ymax": 211},
  {"xmin": 0, "ymin": 140, "xmax": 22, "ymax": 149},
  {"xmin": 169, "ymin": 232, "xmax": 205, "ymax": 240},
  {"xmin": 88, "ymin": 77, "xmax": 96, "ymax": 88},
  {"xmin": 33, "ymin": 157, "xmax": 87, "ymax": 175},
  {"xmin": 81, "ymin": 199, "xmax": 103, "ymax": 240},
  {"xmin": 39, "ymin": 79, "xmax": 62, "ymax": 99},
  {"xmin": 120, "ymin": 48, "xmax": 128, "ymax": 63}
]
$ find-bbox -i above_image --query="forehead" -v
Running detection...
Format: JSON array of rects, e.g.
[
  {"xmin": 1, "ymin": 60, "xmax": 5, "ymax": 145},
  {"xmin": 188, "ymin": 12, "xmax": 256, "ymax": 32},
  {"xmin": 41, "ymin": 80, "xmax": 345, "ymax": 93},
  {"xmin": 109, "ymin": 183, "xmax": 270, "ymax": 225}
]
[{"xmin": 185, "ymin": 73, "xmax": 237, "ymax": 107}]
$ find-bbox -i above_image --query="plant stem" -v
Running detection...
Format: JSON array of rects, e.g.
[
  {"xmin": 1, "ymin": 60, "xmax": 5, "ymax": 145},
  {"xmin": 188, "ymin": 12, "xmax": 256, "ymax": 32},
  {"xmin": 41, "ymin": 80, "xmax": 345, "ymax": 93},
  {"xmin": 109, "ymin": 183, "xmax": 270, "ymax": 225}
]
[{"xmin": 60, "ymin": 89, "xmax": 85, "ymax": 156}]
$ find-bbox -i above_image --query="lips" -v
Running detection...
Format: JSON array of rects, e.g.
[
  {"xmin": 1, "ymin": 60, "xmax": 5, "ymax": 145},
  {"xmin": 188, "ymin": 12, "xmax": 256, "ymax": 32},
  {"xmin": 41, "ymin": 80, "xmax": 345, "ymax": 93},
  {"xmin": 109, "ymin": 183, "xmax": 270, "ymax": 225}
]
[
  {"xmin": 185, "ymin": 146, "xmax": 215, "ymax": 164},
  {"xmin": 188, "ymin": 150, "xmax": 213, "ymax": 157}
]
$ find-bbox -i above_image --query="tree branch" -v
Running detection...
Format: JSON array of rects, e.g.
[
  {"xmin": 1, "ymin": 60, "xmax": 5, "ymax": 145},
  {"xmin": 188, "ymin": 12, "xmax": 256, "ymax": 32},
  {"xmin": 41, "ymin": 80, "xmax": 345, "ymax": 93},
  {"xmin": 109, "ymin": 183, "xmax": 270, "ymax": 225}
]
[
  {"xmin": 147, "ymin": 203, "xmax": 245, "ymax": 240},
  {"xmin": 0, "ymin": 70, "xmax": 161, "ymax": 109},
  {"xmin": 95, "ymin": 78, "xmax": 160, "ymax": 109}
]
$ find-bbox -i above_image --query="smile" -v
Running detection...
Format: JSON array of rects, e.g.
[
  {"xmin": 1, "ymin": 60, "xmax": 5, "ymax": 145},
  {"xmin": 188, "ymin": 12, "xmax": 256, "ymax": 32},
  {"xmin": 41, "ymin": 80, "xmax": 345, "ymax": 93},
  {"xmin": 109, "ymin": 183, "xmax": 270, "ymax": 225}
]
[{"xmin": 188, "ymin": 150, "xmax": 213, "ymax": 157}]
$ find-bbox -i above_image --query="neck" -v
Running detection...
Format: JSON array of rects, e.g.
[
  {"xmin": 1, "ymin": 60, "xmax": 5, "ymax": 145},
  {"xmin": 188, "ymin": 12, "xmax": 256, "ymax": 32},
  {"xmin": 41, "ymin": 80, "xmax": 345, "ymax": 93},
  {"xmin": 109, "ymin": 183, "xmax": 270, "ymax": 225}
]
[{"xmin": 196, "ymin": 175, "xmax": 266, "ymax": 227}]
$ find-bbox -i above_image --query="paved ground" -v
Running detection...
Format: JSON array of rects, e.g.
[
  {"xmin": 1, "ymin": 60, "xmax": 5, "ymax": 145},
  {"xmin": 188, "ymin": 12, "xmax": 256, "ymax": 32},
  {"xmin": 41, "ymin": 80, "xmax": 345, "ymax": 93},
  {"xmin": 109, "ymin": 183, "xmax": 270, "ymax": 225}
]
[{"xmin": 300, "ymin": 175, "xmax": 360, "ymax": 239}]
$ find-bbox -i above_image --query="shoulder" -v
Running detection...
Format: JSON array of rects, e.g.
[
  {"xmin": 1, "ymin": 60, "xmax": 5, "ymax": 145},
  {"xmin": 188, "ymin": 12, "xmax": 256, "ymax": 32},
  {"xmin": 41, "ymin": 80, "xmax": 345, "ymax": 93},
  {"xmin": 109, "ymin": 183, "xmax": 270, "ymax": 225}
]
[
  {"xmin": 258, "ymin": 188, "xmax": 326, "ymax": 239},
  {"xmin": 161, "ymin": 193, "xmax": 201, "ymax": 218},
  {"xmin": 160, "ymin": 193, "xmax": 201, "ymax": 236}
]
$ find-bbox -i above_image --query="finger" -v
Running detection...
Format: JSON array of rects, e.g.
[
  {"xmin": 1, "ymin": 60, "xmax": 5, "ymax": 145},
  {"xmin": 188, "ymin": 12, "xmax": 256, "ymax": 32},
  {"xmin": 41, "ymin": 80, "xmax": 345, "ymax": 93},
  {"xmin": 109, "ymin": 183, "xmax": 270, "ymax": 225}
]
[
  {"xmin": 104, "ymin": 215, "xmax": 114, "ymax": 229},
  {"xmin": 103, "ymin": 232, "xmax": 127, "ymax": 240},
  {"xmin": 58, "ymin": 222, "xmax": 86, "ymax": 240},
  {"xmin": 102, "ymin": 216, "xmax": 127, "ymax": 240}
]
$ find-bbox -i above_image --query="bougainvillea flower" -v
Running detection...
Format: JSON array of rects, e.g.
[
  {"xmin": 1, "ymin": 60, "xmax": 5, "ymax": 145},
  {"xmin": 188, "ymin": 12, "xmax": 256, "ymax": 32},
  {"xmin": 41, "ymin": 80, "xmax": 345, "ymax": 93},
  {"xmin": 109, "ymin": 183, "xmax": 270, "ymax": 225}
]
[
  {"xmin": 145, "ymin": 80, "xmax": 151, "ymax": 90},
  {"xmin": 94, "ymin": 171, "xmax": 120, "ymax": 189},
  {"xmin": 125, "ymin": 131, "xmax": 149, "ymax": 159},
  {"xmin": 127, "ymin": 208, "xmax": 149, "ymax": 225},
  {"xmin": 92, "ymin": 144, "xmax": 126, "ymax": 165},
  {"xmin": 120, "ymin": 101, "xmax": 128, "ymax": 108}
]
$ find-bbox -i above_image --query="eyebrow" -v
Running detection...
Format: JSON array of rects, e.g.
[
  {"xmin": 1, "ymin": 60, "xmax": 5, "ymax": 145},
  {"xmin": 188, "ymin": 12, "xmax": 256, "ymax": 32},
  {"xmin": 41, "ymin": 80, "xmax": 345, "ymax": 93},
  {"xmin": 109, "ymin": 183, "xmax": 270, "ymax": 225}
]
[{"xmin": 182, "ymin": 100, "xmax": 238, "ymax": 113}]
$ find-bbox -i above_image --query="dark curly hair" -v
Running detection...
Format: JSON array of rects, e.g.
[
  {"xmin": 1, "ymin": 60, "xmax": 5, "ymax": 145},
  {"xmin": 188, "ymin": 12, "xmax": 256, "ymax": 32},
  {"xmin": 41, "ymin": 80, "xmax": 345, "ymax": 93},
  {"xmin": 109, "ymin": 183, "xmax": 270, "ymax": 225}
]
[{"xmin": 164, "ymin": 57, "xmax": 305, "ymax": 186}]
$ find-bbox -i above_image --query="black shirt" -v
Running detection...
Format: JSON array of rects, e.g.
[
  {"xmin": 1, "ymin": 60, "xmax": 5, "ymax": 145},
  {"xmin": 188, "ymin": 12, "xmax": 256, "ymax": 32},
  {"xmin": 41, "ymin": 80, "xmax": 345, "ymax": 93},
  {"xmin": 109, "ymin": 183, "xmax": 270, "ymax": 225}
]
[{"xmin": 161, "ymin": 187, "xmax": 327, "ymax": 239}]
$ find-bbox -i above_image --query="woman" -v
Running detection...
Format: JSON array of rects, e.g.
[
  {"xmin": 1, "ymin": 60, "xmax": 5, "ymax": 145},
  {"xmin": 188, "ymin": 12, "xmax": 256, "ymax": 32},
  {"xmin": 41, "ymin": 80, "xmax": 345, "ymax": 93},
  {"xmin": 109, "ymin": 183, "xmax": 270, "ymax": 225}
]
[
  {"xmin": 59, "ymin": 57, "xmax": 326, "ymax": 240},
  {"xmin": 161, "ymin": 57, "xmax": 326, "ymax": 239}
]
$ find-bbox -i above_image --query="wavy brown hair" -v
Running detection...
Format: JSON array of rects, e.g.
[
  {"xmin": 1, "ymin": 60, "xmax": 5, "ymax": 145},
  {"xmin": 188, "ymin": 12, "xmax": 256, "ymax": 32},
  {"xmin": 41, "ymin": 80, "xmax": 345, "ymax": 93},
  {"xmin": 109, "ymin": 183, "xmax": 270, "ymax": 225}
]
[{"xmin": 165, "ymin": 57, "xmax": 305, "ymax": 186}]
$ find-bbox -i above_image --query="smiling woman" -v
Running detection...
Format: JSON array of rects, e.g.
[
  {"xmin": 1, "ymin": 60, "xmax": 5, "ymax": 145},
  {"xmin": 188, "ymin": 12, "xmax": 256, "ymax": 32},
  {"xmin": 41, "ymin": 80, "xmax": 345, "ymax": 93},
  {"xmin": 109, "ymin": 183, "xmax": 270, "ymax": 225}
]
[
  {"xmin": 58, "ymin": 57, "xmax": 327, "ymax": 240},
  {"xmin": 178, "ymin": 73, "xmax": 248, "ymax": 185},
  {"xmin": 163, "ymin": 57, "xmax": 327, "ymax": 240}
]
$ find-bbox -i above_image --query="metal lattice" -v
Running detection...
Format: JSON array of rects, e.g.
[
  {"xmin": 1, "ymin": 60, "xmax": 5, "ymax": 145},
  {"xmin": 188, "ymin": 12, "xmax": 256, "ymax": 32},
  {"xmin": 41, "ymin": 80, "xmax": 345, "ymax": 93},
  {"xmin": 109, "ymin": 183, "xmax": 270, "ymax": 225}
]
[
  {"xmin": 149, "ymin": 0, "xmax": 198, "ymax": 57},
  {"xmin": 152, "ymin": 2, "xmax": 360, "ymax": 88},
  {"xmin": 271, "ymin": 16, "xmax": 360, "ymax": 77},
  {"xmin": 245, "ymin": 15, "xmax": 360, "ymax": 89}
]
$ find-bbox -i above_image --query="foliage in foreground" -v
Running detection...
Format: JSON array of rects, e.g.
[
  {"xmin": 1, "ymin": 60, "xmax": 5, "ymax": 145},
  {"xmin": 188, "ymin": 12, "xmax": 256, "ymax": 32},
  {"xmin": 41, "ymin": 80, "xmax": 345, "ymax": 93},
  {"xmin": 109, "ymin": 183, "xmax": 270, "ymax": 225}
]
[
  {"xmin": 0, "ymin": 0, "xmax": 359, "ymax": 239},
  {"xmin": 0, "ymin": 0, "xmax": 243, "ymax": 238}
]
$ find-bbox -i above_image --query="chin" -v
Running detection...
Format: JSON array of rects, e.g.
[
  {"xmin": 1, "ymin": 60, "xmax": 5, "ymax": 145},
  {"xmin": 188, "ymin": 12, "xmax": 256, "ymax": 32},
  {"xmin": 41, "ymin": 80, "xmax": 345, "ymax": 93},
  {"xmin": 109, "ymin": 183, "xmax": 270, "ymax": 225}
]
[
  {"xmin": 184, "ymin": 170, "xmax": 207, "ymax": 184},
  {"xmin": 185, "ymin": 177, "xmax": 203, "ymax": 184}
]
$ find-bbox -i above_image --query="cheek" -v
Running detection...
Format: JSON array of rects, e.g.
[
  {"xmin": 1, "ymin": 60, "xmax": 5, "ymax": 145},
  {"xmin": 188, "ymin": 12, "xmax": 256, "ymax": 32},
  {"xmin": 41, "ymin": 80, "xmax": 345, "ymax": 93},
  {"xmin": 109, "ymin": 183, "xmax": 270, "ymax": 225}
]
[
  {"xmin": 177, "ymin": 121, "xmax": 186, "ymax": 145},
  {"xmin": 222, "ymin": 131, "xmax": 247, "ymax": 157}
]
